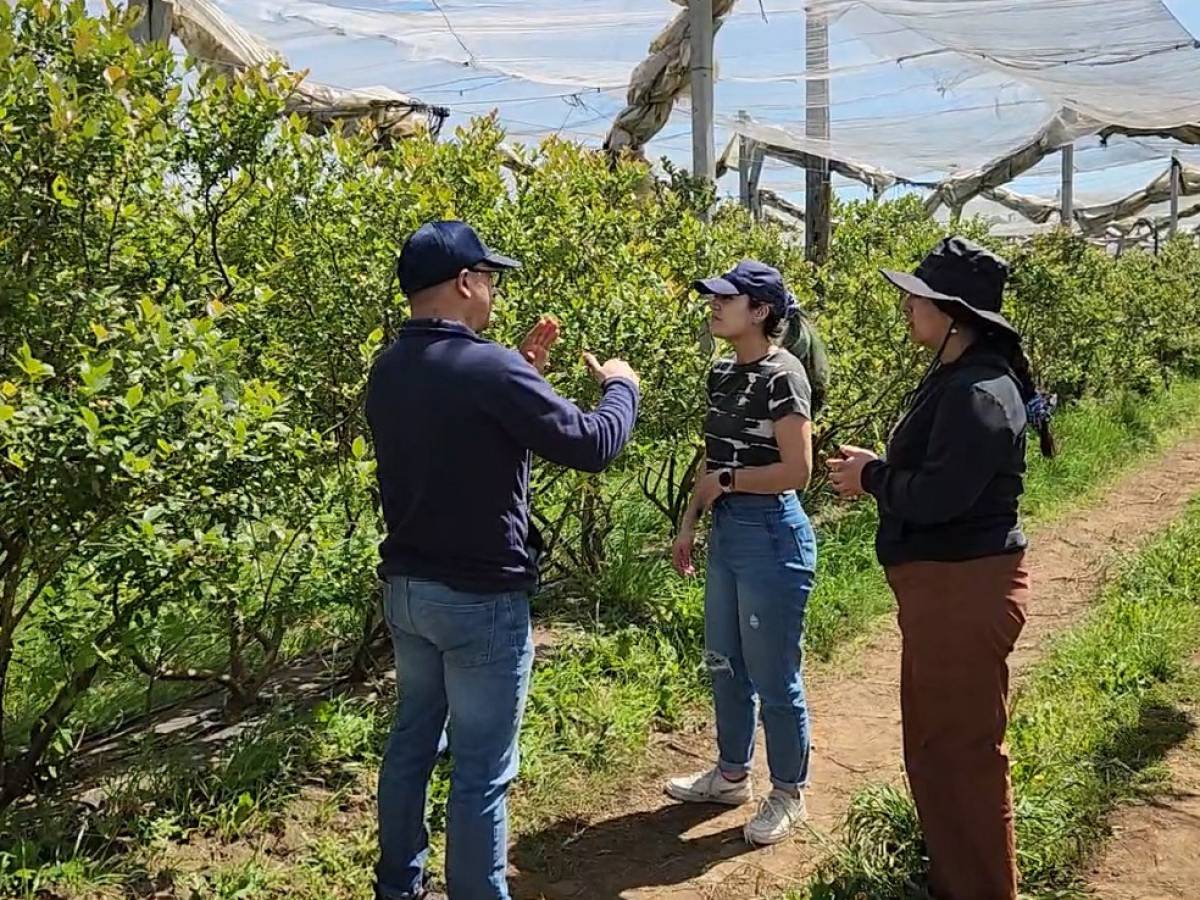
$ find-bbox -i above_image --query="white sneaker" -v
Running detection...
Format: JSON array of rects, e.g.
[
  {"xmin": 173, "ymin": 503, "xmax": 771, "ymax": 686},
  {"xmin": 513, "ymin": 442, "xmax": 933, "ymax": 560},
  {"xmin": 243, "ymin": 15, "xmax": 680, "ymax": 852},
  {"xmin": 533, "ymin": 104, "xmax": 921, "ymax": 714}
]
[
  {"xmin": 743, "ymin": 788, "xmax": 807, "ymax": 845},
  {"xmin": 665, "ymin": 767, "xmax": 753, "ymax": 806}
]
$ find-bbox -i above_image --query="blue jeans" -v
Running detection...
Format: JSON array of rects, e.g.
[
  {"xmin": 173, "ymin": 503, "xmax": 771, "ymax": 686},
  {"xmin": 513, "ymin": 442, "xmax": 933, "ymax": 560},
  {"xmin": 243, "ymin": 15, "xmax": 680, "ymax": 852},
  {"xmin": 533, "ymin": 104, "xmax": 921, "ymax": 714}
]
[
  {"xmin": 704, "ymin": 492, "xmax": 817, "ymax": 794},
  {"xmin": 376, "ymin": 576, "xmax": 533, "ymax": 900}
]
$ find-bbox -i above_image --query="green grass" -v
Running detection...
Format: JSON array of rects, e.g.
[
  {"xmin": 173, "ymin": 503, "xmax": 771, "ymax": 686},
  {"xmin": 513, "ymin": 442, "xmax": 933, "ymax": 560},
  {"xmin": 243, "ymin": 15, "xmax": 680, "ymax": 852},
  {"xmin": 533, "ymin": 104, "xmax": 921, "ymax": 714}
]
[
  {"xmin": 805, "ymin": 498, "xmax": 1200, "ymax": 899},
  {"xmin": 6, "ymin": 380, "xmax": 1200, "ymax": 898},
  {"xmin": 1022, "ymin": 378, "xmax": 1200, "ymax": 522}
]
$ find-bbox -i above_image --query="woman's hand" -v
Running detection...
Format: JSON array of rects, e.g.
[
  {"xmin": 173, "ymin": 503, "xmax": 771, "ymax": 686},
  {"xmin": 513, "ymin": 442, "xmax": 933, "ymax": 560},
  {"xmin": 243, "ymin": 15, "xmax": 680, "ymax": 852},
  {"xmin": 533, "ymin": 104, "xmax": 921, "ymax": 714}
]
[
  {"xmin": 672, "ymin": 521, "xmax": 698, "ymax": 577},
  {"xmin": 828, "ymin": 444, "xmax": 879, "ymax": 499}
]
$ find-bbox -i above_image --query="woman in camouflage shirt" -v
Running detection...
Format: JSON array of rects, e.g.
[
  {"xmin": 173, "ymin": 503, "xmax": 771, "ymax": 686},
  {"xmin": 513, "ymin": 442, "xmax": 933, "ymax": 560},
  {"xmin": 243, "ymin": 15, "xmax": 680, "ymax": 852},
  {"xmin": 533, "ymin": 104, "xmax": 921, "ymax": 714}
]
[{"xmin": 665, "ymin": 260, "xmax": 817, "ymax": 847}]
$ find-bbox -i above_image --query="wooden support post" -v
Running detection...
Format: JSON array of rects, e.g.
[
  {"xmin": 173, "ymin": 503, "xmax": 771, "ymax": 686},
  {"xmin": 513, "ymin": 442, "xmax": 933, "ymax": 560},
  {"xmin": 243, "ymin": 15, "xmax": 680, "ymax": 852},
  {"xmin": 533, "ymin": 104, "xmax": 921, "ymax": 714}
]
[
  {"xmin": 1061, "ymin": 143, "xmax": 1074, "ymax": 228},
  {"xmin": 805, "ymin": 9, "xmax": 831, "ymax": 264},
  {"xmin": 748, "ymin": 145, "xmax": 765, "ymax": 221},
  {"xmin": 689, "ymin": 0, "xmax": 716, "ymax": 184},
  {"xmin": 736, "ymin": 110, "xmax": 765, "ymax": 219},
  {"xmin": 1170, "ymin": 153, "xmax": 1181, "ymax": 239},
  {"xmin": 737, "ymin": 110, "xmax": 752, "ymax": 209},
  {"xmin": 129, "ymin": 0, "xmax": 173, "ymax": 45},
  {"xmin": 738, "ymin": 134, "xmax": 752, "ymax": 207}
]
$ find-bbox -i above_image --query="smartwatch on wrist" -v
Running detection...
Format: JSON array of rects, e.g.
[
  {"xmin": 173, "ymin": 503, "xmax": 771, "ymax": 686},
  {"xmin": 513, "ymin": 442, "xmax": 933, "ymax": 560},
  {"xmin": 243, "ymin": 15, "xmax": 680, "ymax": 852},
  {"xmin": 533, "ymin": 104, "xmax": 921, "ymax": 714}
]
[{"xmin": 718, "ymin": 468, "xmax": 735, "ymax": 493}]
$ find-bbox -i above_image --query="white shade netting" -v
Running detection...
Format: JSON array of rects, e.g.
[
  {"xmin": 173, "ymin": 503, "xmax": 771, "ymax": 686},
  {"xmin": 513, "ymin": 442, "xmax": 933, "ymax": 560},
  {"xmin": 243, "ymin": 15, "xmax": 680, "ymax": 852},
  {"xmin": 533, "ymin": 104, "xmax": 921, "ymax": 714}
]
[{"xmin": 122, "ymin": 1, "xmax": 1200, "ymax": 237}]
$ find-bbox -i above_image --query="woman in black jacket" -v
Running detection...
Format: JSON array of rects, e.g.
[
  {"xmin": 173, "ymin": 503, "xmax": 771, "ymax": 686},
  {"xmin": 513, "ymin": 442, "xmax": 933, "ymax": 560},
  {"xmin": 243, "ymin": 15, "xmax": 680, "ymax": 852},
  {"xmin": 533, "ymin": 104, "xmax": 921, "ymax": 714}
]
[{"xmin": 829, "ymin": 236, "xmax": 1055, "ymax": 900}]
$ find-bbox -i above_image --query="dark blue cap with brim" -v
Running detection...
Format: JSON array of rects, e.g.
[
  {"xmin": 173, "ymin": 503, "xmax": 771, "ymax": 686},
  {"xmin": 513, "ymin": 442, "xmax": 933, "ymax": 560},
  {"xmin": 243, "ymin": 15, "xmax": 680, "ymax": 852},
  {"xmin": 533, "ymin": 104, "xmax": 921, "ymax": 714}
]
[
  {"xmin": 397, "ymin": 220, "xmax": 520, "ymax": 296},
  {"xmin": 692, "ymin": 259, "xmax": 799, "ymax": 318}
]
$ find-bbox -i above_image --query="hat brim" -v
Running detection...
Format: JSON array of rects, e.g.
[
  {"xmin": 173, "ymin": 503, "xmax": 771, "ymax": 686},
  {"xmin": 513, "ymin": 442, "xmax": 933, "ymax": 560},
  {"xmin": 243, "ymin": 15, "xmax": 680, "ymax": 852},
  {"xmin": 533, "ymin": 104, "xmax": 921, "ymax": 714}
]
[
  {"xmin": 880, "ymin": 268, "xmax": 1018, "ymax": 339},
  {"xmin": 692, "ymin": 276, "xmax": 741, "ymax": 296},
  {"xmin": 937, "ymin": 300, "xmax": 1017, "ymax": 338},
  {"xmin": 479, "ymin": 251, "xmax": 521, "ymax": 270},
  {"xmin": 880, "ymin": 269, "xmax": 959, "ymax": 304}
]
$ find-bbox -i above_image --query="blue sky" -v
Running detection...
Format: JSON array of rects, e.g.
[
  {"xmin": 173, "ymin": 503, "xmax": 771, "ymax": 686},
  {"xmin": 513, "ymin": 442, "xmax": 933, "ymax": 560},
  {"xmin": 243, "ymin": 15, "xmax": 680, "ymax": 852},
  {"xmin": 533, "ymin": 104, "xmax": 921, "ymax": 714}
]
[{"xmin": 1167, "ymin": 0, "xmax": 1199, "ymax": 35}]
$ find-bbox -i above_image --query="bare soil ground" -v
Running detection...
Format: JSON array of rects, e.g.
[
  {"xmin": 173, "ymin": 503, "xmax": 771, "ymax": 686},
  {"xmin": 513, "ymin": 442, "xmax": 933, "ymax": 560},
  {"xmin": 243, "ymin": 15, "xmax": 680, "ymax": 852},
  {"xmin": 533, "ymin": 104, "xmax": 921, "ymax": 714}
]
[
  {"xmin": 1085, "ymin": 654, "xmax": 1200, "ymax": 900},
  {"xmin": 508, "ymin": 435, "xmax": 1200, "ymax": 900}
]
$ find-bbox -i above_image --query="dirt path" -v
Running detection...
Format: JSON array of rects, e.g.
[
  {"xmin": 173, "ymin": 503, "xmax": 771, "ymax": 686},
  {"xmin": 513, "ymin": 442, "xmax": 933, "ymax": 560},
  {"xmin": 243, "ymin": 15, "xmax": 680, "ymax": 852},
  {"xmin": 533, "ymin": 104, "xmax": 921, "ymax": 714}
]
[
  {"xmin": 1085, "ymin": 653, "xmax": 1200, "ymax": 900},
  {"xmin": 510, "ymin": 434, "xmax": 1200, "ymax": 900}
]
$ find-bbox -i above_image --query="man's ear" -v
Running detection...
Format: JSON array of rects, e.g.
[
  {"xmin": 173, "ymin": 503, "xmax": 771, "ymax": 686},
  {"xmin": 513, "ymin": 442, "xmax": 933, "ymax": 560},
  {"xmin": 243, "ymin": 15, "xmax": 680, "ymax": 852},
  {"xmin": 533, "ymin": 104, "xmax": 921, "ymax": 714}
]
[{"xmin": 455, "ymin": 268, "xmax": 473, "ymax": 298}]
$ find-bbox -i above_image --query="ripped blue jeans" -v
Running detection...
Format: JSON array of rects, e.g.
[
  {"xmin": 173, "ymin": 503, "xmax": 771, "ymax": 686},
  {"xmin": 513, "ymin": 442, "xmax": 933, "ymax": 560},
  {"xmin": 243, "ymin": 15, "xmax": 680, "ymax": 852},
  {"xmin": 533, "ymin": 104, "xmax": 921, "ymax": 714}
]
[{"xmin": 704, "ymin": 492, "xmax": 817, "ymax": 795}]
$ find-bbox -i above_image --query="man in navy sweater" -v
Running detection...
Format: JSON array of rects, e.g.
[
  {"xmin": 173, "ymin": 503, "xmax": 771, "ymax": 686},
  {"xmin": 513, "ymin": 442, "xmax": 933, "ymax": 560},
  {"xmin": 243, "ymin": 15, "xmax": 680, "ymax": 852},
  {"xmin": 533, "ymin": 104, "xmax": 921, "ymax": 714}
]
[{"xmin": 367, "ymin": 221, "xmax": 640, "ymax": 900}]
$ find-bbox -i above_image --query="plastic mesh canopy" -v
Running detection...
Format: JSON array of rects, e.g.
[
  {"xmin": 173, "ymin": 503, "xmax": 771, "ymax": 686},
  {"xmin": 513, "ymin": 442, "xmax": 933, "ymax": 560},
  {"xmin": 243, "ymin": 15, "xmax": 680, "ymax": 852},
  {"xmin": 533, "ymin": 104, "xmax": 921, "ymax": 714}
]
[
  {"xmin": 726, "ymin": 2, "xmax": 1200, "ymax": 181},
  {"xmin": 721, "ymin": 0, "xmax": 1200, "ymax": 232},
  {"xmin": 140, "ymin": 1, "xmax": 1200, "ymax": 231},
  {"xmin": 225, "ymin": 0, "xmax": 673, "ymax": 90},
  {"xmin": 810, "ymin": 0, "xmax": 1200, "ymax": 128}
]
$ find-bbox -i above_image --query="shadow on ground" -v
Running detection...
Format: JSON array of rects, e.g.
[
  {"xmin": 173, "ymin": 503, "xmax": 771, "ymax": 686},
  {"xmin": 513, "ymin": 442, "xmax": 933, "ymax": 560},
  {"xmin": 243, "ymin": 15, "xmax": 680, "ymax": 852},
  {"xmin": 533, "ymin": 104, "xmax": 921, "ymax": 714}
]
[
  {"xmin": 511, "ymin": 801, "xmax": 756, "ymax": 900},
  {"xmin": 1098, "ymin": 700, "xmax": 1195, "ymax": 778}
]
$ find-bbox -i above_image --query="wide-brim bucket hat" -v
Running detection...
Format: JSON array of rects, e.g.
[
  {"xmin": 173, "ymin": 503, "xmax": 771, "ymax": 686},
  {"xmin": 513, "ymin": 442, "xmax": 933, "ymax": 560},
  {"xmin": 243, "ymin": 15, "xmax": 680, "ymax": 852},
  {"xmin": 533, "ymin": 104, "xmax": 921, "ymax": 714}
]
[{"xmin": 880, "ymin": 236, "xmax": 1017, "ymax": 340}]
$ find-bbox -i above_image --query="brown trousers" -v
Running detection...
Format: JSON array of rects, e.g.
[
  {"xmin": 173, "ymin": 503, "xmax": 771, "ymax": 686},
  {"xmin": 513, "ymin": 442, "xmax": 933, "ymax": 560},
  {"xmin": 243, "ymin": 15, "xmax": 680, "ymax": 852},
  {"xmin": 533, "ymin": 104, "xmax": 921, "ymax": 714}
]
[{"xmin": 886, "ymin": 553, "xmax": 1030, "ymax": 900}]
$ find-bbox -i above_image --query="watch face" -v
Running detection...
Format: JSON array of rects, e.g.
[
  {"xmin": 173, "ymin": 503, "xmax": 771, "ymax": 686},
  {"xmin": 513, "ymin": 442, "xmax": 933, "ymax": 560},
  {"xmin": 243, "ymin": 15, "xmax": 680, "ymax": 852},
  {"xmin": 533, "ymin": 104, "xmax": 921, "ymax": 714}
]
[{"xmin": 719, "ymin": 470, "xmax": 733, "ymax": 488}]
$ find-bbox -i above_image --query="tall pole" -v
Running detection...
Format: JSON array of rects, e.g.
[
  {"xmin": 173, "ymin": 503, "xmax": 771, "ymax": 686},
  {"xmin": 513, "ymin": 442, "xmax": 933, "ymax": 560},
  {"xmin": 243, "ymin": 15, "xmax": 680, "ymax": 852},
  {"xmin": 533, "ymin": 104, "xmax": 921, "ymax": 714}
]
[
  {"xmin": 748, "ymin": 145, "xmax": 765, "ymax": 221},
  {"xmin": 805, "ymin": 9, "xmax": 831, "ymax": 264},
  {"xmin": 129, "ymin": 0, "xmax": 172, "ymax": 45},
  {"xmin": 690, "ymin": 0, "xmax": 716, "ymax": 184},
  {"xmin": 738, "ymin": 111, "xmax": 752, "ymax": 208},
  {"xmin": 739, "ymin": 133, "xmax": 752, "ymax": 206},
  {"xmin": 1060, "ymin": 143, "xmax": 1074, "ymax": 229},
  {"xmin": 1170, "ymin": 153, "xmax": 1181, "ymax": 239}
]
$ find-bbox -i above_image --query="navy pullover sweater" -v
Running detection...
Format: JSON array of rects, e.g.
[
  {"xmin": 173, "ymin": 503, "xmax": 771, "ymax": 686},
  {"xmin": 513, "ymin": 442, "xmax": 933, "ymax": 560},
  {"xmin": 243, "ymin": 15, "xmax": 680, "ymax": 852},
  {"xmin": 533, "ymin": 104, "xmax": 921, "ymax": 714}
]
[{"xmin": 366, "ymin": 319, "xmax": 639, "ymax": 593}]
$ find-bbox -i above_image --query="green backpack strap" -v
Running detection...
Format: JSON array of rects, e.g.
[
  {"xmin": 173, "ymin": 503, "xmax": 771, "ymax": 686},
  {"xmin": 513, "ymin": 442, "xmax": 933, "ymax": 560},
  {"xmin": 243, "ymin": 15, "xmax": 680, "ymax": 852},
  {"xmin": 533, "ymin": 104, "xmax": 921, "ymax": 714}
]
[{"xmin": 785, "ymin": 314, "xmax": 830, "ymax": 416}]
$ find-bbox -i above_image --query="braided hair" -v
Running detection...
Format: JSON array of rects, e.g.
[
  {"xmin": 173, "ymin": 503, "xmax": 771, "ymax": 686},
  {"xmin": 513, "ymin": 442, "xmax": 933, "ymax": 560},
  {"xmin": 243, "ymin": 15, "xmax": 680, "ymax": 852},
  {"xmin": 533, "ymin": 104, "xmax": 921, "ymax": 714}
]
[
  {"xmin": 898, "ymin": 324, "xmax": 1057, "ymax": 460},
  {"xmin": 1004, "ymin": 338, "xmax": 1056, "ymax": 458}
]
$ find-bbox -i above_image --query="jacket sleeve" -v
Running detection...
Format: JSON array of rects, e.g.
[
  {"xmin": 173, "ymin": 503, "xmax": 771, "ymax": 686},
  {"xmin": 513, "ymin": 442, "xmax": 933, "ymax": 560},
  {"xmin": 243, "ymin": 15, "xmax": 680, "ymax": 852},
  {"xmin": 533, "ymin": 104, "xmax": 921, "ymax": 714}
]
[
  {"xmin": 482, "ymin": 350, "xmax": 640, "ymax": 472},
  {"xmin": 862, "ymin": 384, "xmax": 1015, "ymax": 524}
]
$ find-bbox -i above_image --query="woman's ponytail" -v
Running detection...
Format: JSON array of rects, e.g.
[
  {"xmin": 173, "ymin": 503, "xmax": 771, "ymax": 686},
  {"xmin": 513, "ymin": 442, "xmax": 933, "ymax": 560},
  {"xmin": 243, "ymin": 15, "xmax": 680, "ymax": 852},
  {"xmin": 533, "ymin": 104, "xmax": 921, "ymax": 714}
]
[{"xmin": 1007, "ymin": 341, "xmax": 1056, "ymax": 459}]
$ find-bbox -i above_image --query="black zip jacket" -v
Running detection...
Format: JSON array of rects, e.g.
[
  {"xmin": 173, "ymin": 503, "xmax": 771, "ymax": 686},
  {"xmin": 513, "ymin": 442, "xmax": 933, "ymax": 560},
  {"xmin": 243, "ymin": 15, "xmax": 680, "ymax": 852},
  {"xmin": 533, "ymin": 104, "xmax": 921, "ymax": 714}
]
[{"xmin": 862, "ymin": 345, "xmax": 1029, "ymax": 567}]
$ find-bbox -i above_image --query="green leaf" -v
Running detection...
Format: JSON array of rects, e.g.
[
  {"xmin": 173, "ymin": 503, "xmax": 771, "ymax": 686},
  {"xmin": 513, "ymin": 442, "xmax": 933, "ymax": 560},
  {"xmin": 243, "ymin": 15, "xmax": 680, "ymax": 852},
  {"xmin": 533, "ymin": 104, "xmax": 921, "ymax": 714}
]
[
  {"xmin": 137, "ymin": 297, "xmax": 160, "ymax": 323},
  {"xmin": 80, "ymin": 407, "xmax": 100, "ymax": 436},
  {"xmin": 73, "ymin": 645, "xmax": 97, "ymax": 671},
  {"xmin": 51, "ymin": 173, "xmax": 77, "ymax": 208},
  {"xmin": 125, "ymin": 384, "xmax": 144, "ymax": 409},
  {"xmin": 351, "ymin": 435, "xmax": 367, "ymax": 459},
  {"xmin": 15, "ymin": 343, "xmax": 54, "ymax": 380},
  {"xmin": 80, "ymin": 356, "xmax": 113, "ymax": 393},
  {"xmin": 0, "ymin": 404, "xmax": 14, "ymax": 424}
]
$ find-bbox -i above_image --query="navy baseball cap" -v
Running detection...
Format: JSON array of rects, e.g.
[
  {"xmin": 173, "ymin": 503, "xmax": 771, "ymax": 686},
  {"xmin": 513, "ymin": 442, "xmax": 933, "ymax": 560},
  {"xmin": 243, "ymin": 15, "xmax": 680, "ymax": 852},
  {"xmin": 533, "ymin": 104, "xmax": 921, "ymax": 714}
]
[
  {"xmin": 397, "ymin": 220, "xmax": 521, "ymax": 296},
  {"xmin": 693, "ymin": 259, "xmax": 798, "ymax": 318}
]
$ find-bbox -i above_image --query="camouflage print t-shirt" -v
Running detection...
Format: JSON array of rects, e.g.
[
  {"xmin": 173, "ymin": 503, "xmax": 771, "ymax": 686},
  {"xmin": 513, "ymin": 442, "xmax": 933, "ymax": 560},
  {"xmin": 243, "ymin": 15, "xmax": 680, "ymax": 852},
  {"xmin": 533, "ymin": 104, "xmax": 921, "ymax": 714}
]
[{"xmin": 704, "ymin": 348, "xmax": 812, "ymax": 471}]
